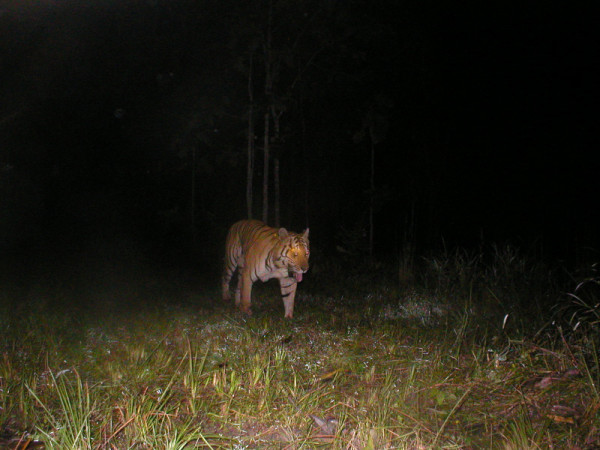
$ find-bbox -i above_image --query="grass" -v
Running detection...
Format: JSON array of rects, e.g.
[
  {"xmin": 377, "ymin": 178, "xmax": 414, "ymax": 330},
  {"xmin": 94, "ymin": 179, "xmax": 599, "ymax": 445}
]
[{"xmin": 1, "ymin": 245, "xmax": 599, "ymax": 448}]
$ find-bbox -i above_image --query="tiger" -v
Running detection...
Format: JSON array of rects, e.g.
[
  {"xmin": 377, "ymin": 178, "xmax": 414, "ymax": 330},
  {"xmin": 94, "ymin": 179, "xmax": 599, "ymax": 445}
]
[{"xmin": 222, "ymin": 219, "xmax": 310, "ymax": 318}]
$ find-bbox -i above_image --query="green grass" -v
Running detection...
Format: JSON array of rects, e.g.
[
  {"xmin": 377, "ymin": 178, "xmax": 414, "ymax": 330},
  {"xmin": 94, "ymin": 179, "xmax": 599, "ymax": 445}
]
[{"xmin": 1, "ymin": 247, "xmax": 599, "ymax": 448}]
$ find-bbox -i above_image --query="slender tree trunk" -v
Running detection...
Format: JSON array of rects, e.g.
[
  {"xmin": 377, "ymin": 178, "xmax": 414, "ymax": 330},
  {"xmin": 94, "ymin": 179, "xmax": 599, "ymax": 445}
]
[
  {"xmin": 246, "ymin": 52, "xmax": 255, "ymax": 219},
  {"xmin": 262, "ymin": 111, "xmax": 270, "ymax": 223},
  {"xmin": 274, "ymin": 157, "xmax": 280, "ymax": 227},
  {"xmin": 369, "ymin": 140, "xmax": 375, "ymax": 257},
  {"xmin": 399, "ymin": 198, "xmax": 416, "ymax": 286},
  {"xmin": 272, "ymin": 105, "xmax": 282, "ymax": 227},
  {"xmin": 191, "ymin": 146, "xmax": 196, "ymax": 247},
  {"xmin": 300, "ymin": 100, "xmax": 310, "ymax": 227},
  {"xmin": 262, "ymin": 1, "xmax": 273, "ymax": 224}
]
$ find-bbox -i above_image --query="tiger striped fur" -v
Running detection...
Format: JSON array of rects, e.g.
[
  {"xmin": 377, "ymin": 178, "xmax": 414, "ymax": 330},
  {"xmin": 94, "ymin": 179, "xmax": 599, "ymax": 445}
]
[{"xmin": 222, "ymin": 219, "xmax": 310, "ymax": 318}]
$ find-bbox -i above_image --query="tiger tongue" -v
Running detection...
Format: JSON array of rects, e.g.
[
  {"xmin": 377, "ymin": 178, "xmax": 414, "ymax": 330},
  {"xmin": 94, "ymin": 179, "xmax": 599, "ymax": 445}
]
[{"xmin": 295, "ymin": 272, "xmax": 303, "ymax": 282}]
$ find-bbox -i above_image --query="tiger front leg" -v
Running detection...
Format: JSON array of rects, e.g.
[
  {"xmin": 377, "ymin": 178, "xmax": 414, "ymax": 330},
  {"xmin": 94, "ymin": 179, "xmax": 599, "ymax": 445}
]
[
  {"xmin": 222, "ymin": 277, "xmax": 232, "ymax": 302},
  {"xmin": 279, "ymin": 277, "xmax": 298, "ymax": 318},
  {"xmin": 238, "ymin": 268, "xmax": 253, "ymax": 315}
]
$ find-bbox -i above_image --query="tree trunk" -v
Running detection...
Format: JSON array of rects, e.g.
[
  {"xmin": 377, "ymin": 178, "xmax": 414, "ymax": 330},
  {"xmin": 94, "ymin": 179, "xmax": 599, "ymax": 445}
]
[
  {"xmin": 246, "ymin": 51, "xmax": 255, "ymax": 219},
  {"xmin": 274, "ymin": 157, "xmax": 280, "ymax": 227},
  {"xmin": 262, "ymin": 1, "xmax": 273, "ymax": 224},
  {"xmin": 271, "ymin": 104, "xmax": 282, "ymax": 227},
  {"xmin": 262, "ymin": 111, "xmax": 270, "ymax": 223},
  {"xmin": 301, "ymin": 102, "xmax": 310, "ymax": 227},
  {"xmin": 369, "ymin": 139, "xmax": 375, "ymax": 257},
  {"xmin": 191, "ymin": 146, "xmax": 197, "ymax": 247}
]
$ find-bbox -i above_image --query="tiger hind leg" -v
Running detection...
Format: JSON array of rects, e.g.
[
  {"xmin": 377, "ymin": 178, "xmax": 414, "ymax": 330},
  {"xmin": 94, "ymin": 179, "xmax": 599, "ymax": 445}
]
[
  {"xmin": 222, "ymin": 264, "xmax": 235, "ymax": 301},
  {"xmin": 222, "ymin": 243, "xmax": 242, "ymax": 302},
  {"xmin": 279, "ymin": 277, "xmax": 298, "ymax": 318},
  {"xmin": 222, "ymin": 275, "xmax": 232, "ymax": 302}
]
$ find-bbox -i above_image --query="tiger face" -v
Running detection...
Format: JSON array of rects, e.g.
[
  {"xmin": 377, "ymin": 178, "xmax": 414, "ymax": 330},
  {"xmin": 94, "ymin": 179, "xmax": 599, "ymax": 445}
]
[{"xmin": 278, "ymin": 230, "xmax": 310, "ymax": 282}]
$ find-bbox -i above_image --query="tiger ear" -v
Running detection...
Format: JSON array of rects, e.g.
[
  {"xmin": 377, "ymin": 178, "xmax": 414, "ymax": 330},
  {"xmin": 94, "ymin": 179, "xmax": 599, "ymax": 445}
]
[
  {"xmin": 278, "ymin": 228, "xmax": 289, "ymax": 238},
  {"xmin": 303, "ymin": 228, "xmax": 309, "ymax": 239}
]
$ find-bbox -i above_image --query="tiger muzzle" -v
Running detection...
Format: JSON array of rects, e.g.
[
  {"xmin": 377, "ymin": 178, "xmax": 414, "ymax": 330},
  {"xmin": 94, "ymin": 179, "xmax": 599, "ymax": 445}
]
[{"xmin": 292, "ymin": 263, "xmax": 309, "ymax": 282}]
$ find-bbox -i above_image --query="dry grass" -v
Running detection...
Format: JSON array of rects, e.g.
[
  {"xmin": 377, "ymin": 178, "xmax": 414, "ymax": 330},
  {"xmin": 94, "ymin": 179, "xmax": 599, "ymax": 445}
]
[{"xmin": 0, "ymin": 247, "xmax": 598, "ymax": 449}]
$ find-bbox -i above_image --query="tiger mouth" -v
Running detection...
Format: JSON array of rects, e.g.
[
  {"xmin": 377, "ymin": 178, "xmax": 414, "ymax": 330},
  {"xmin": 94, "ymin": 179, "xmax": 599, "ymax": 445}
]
[{"xmin": 290, "ymin": 268, "xmax": 307, "ymax": 282}]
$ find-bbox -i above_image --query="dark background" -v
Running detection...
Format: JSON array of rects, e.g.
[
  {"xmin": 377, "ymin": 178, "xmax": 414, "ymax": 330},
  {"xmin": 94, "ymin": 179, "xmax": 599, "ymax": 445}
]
[{"xmin": 1, "ymin": 0, "xmax": 598, "ymax": 281}]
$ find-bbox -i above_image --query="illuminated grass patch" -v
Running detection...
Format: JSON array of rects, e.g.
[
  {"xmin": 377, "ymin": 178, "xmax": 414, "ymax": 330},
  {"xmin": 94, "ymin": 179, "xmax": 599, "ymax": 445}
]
[{"xmin": 0, "ymin": 254, "xmax": 598, "ymax": 448}]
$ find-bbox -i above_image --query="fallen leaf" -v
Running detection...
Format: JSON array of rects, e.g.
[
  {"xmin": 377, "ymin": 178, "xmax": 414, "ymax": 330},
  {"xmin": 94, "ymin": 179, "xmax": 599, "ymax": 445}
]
[
  {"xmin": 310, "ymin": 414, "xmax": 339, "ymax": 435},
  {"xmin": 318, "ymin": 369, "xmax": 341, "ymax": 382},
  {"xmin": 547, "ymin": 414, "xmax": 575, "ymax": 424}
]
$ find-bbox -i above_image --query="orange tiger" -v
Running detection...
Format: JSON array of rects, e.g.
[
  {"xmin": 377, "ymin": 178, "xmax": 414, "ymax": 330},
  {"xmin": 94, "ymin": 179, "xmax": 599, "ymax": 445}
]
[{"xmin": 222, "ymin": 219, "xmax": 310, "ymax": 318}]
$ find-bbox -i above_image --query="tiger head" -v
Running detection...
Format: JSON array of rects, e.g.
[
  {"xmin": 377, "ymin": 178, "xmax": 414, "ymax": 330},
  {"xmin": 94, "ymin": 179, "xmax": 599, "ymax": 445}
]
[{"xmin": 277, "ymin": 227, "xmax": 310, "ymax": 282}]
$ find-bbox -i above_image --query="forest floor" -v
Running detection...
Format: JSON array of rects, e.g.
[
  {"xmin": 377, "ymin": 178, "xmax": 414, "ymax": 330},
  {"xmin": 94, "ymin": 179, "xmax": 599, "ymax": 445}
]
[{"xmin": 1, "ymin": 248, "xmax": 599, "ymax": 449}]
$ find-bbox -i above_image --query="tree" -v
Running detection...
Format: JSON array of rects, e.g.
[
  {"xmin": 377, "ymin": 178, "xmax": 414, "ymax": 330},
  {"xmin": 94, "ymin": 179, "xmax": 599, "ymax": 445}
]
[
  {"xmin": 246, "ymin": 50, "xmax": 256, "ymax": 220},
  {"xmin": 354, "ymin": 94, "xmax": 392, "ymax": 256},
  {"xmin": 230, "ymin": 0, "xmax": 346, "ymax": 225},
  {"xmin": 261, "ymin": 0, "xmax": 274, "ymax": 225}
]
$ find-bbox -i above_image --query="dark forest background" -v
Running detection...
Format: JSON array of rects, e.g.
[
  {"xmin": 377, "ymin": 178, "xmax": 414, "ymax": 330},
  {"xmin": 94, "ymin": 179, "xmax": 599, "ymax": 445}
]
[{"xmin": 1, "ymin": 0, "xmax": 598, "ymax": 278}]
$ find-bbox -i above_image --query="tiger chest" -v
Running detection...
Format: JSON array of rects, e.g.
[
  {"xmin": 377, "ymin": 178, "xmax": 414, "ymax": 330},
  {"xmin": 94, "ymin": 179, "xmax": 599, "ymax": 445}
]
[{"xmin": 257, "ymin": 266, "xmax": 288, "ymax": 283}]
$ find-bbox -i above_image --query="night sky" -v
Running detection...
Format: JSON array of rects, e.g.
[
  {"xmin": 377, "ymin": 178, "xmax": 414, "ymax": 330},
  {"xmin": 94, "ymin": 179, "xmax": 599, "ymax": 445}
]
[{"xmin": 1, "ymin": 0, "xmax": 598, "ymax": 276}]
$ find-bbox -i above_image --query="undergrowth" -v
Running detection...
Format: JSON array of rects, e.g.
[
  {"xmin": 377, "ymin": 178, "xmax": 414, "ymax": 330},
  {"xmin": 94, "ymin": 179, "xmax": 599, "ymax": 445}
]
[{"xmin": 0, "ymin": 246, "xmax": 598, "ymax": 448}]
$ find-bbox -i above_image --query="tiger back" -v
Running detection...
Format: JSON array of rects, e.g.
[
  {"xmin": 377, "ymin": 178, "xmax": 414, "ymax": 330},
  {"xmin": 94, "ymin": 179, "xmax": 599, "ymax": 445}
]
[{"xmin": 222, "ymin": 219, "xmax": 310, "ymax": 318}]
